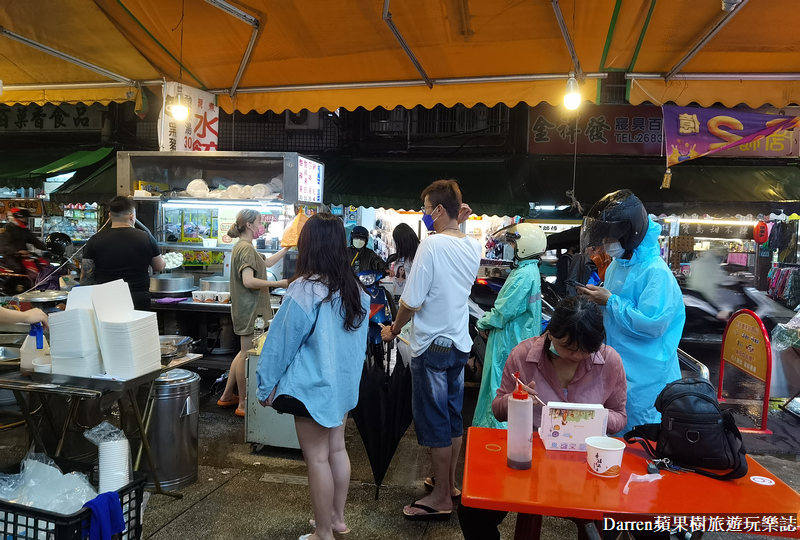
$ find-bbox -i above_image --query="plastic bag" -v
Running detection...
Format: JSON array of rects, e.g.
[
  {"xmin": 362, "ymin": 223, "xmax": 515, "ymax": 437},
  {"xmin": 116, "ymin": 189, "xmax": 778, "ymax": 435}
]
[
  {"xmin": 84, "ymin": 421, "xmax": 127, "ymax": 445},
  {"xmin": 0, "ymin": 446, "xmax": 97, "ymax": 515},
  {"xmin": 281, "ymin": 213, "xmax": 309, "ymax": 248},
  {"xmin": 773, "ymin": 310, "xmax": 800, "ymax": 351}
]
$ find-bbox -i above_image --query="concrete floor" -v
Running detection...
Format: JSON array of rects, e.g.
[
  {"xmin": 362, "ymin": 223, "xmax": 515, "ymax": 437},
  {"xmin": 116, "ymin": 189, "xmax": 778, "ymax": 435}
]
[{"xmin": 0, "ymin": 377, "xmax": 798, "ymax": 540}]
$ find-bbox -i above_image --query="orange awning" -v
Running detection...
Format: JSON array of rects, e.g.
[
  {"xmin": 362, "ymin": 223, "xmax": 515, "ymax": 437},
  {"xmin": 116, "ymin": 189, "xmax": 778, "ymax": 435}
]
[{"xmin": 1, "ymin": 0, "xmax": 799, "ymax": 112}]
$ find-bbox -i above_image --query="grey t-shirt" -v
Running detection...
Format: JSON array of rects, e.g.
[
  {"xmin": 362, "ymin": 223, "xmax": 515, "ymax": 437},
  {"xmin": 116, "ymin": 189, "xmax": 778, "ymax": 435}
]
[{"xmin": 230, "ymin": 241, "xmax": 273, "ymax": 336}]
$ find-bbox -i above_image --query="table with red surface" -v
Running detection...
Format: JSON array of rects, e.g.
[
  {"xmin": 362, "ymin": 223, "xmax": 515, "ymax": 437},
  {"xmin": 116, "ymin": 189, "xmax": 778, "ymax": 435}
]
[{"xmin": 462, "ymin": 427, "xmax": 800, "ymax": 539}]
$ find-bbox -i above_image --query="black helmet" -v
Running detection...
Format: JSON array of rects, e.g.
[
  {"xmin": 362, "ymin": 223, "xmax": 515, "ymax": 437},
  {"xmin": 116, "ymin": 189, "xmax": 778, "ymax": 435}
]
[
  {"xmin": 45, "ymin": 232, "xmax": 72, "ymax": 257},
  {"xmin": 581, "ymin": 190, "xmax": 648, "ymax": 252},
  {"xmin": 350, "ymin": 226, "xmax": 369, "ymax": 244}
]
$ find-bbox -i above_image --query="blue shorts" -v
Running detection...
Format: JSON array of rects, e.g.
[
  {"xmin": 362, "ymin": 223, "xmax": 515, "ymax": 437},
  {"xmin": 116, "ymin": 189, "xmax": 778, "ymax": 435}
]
[{"xmin": 410, "ymin": 342, "xmax": 469, "ymax": 448}]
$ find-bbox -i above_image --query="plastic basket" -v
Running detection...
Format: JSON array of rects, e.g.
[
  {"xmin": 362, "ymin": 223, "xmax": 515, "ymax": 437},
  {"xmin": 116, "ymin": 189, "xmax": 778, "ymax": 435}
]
[{"xmin": 0, "ymin": 458, "xmax": 146, "ymax": 540}]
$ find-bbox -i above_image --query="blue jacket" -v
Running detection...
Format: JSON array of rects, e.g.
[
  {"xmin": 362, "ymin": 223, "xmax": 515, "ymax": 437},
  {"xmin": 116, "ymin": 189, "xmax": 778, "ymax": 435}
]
[
  {"xmin": 473, "ymin": 259, "xmax": 542, "ymax": 428},
  {"xmin": 256, "ymin": 278, "xmax": 370, "ymax": 428},
  {"xmin": 603, "ymin": 218, "xmax": 685, "ymax": 433}
]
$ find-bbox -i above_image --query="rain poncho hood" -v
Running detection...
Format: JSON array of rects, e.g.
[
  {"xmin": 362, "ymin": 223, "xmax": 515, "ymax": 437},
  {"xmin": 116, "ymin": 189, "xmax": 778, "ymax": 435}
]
[
  {"xmin": 603, "ymin": 217, "xmax": 685, "ymax": 434},
  {"xmin": 473, "ymin": 259, "xmax": 542, "ymax": 428}
]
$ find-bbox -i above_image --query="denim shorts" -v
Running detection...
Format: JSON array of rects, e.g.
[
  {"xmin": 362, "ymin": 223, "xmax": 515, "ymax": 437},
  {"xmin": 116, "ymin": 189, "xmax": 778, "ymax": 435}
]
[{"xmin": 410, "ymin": 340, "xmax": 469, "ymax": 448}]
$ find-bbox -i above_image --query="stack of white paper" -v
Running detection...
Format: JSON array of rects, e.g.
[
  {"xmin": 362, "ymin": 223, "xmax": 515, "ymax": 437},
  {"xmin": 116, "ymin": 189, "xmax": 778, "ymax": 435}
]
[
  {"xmin": 50, "ymin": 289, "xmax": 105, "ymax": 377},
  {"xmin": 92, "ymin": 281, "xmax": 161, "ymax": 379}
]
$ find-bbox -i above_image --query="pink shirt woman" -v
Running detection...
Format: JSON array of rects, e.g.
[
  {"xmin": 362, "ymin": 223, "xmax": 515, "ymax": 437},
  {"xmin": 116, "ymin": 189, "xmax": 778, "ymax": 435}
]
[{"xmin": 491, "ymin": 297, "xmax": 628, "ymax": 434}]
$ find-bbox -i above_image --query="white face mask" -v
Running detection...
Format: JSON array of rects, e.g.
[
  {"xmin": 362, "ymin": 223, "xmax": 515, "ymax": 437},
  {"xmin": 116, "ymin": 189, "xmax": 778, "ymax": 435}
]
[
  {"xmin": 604, "ymin": 241, "xmax": 626, "ymax": 258},
  {"xmin": 353, "ymin": 239, "xmax": 366, "ymax": 250}
]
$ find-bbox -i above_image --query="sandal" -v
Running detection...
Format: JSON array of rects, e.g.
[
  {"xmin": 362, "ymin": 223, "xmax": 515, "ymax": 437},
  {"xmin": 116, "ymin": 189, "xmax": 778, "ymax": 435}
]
[
  {"xmin": 235, "ymin": 407, "xmax": 245, "ymax": 417},
  {"xmin": 423, "ymin": 477, "xmax": 461, "ymax": 499},
  {"xmin": 402, "ymin": 501, "xmax": 452, "ymax": 522},
  {"xmin": 217, "ymin": 398, "xmax": 239, "ymax": 408},
  {"xmin": 308, "ymin": 519, "xmax": 350, "ymax": 539}
]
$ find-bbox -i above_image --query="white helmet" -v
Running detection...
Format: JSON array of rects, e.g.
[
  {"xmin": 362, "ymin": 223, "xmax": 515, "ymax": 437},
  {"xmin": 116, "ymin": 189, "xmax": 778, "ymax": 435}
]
[{"xmin": 504, "ymin": 223, "xmax": 546, "ymax": 261}]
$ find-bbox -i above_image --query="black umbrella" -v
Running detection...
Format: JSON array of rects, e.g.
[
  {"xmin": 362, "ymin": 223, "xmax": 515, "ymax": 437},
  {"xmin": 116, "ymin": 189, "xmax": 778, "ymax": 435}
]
[{"xmin": 351, "ymin": 349, "xmax": 413, "ymax": 499}]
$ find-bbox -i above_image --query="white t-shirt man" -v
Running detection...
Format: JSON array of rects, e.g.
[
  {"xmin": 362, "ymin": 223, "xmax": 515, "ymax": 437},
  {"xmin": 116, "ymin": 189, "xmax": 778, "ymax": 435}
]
[{"xmin": 400, "ymin": 233, "xmax": 482, "ymax": 357}]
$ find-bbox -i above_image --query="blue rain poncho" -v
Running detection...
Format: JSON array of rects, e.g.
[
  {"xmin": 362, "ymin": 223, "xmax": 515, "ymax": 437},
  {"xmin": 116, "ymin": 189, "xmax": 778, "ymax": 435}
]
[
  {"xmin": 603, "ymin": 218, "xmax": 685, "ymax": 434},
  {"xmin": 473, "ymin": 259, "xmax": 542, "ymax": 428}
]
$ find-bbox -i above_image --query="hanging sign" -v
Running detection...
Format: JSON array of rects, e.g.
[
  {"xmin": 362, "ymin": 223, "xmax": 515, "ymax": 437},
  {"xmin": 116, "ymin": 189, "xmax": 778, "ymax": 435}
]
[
  {"xmin": 664, "ymin": 106, "xmax": 800, "ymax": 167},
  {"xmin": 0, "ymin": 103, "xmax": 104, "ymax": 132},
  {"xmin": 0, "ymin": 199, "xmax": 44, "ymax": 216},
  {"xmin": 158, "ymin": 82, "xmax": 219, "ymax": 152}
]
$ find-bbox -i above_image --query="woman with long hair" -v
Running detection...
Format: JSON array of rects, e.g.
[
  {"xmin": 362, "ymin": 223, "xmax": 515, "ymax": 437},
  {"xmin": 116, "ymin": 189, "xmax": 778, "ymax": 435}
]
[
  {"xmin": 256, "ymin": 213, "xmax": 369, "ymax": 540},
  {"xmin": 217, "ymin": 208, "xmax": 288, "ymax": 417}
]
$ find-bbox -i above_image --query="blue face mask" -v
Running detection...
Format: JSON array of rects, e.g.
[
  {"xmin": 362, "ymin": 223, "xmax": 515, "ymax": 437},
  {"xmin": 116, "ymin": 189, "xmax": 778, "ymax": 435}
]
[
  {"xmin": 422, "ymin": 207, "xmax": 438, "ymax": 232},
  {"xmin": 549, "ymin": 340, "xmax": 559, "ymax": 357},
  {"xmin": 604, "ymin": 241, "xmax": 626, "ymax": 258}
]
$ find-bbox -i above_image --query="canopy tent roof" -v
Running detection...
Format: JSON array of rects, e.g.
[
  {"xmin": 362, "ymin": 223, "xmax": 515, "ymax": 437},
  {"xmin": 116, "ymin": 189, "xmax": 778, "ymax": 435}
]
[
  {"xmin": 2, "ymin": 1, "xmax": 799, "ymax": 112},
  {"xmin": 49, "ymin": 154, "xmax": 118, "ymax": 205},
  {"xmin": 0, "ymin": 147, "xmax": 114, "ymax": 186}
]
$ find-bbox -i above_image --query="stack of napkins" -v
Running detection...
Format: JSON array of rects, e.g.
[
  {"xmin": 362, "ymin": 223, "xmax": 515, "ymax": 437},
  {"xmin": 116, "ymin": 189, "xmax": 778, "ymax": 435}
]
[
  {"xmin": 92, "ymin": 280, "xmax": 161, "ymax": 379},
  {"xmin": 49, "ymin": 288, "xmax": 105, "ymax": 377}
]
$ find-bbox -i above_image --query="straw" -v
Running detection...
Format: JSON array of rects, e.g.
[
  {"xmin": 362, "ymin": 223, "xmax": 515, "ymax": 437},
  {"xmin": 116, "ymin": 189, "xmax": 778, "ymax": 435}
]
[{"xmin": 514, "ymin": 372, "xmax": 546, "ymax": 406}]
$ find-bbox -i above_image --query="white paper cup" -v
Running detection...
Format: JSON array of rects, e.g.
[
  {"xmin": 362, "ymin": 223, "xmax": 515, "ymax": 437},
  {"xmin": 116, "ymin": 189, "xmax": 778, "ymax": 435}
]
[
  {"xmin": 216, "ymin": 292, "xmax": 231, "ymax": 303},
  {"xmin": 192, "ymin": 291, "xmax": 204, "ymax": 302},
  {"xmin": 585, "ymin": 436, "xmax": 625, "ymax": 478},
  {"xmin": 203, "ymin": 291, "xmax": 217, "ymax": 302}
]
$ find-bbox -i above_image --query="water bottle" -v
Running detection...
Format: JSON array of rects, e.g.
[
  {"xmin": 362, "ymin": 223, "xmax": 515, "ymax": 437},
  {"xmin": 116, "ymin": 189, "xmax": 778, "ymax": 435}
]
[
  {"xmin": 507, "ymin": 371, "xmax": 533, "ymax": 470},
  {"xmin": 252, "ymin": 314, "xmax": 266, "ymax": 347},
  {"xmin": 20, "ymin": 323, "xmax": 49, "ymax": 376}
]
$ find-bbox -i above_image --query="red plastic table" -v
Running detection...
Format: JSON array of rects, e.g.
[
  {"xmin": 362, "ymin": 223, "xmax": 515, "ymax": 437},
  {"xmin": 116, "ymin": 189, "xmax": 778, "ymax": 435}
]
[{"xmin": 462, "ymin": 427, "xmax": 800, "ymax": 539}]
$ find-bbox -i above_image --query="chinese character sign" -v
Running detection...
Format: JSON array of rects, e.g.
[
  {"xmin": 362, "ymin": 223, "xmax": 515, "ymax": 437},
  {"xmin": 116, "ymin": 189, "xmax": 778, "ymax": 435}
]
[
  {"xmin": 528, "ymin": 104, "xmax": 662, "ymax": 155},
  {"xmin": 721, "ymin": 311, "xmax": 770, "ymax": 383},
  {"xmin": 0, "ymin": 104, "xmax": 102, "ymax": 132},
  {"xmin": 664, "ymin": 106, "xmax": 800, "ymax": 167},
  {"xmin": 158, "ymin": 82, "xmax": 219, "ymax": 152},
  {"xmin": 297, "ymin": 156, "xmax": 324, "ymax": 204}
]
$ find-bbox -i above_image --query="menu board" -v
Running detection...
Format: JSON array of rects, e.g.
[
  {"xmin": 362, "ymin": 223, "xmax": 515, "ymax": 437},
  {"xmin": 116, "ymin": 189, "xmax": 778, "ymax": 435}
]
[{"xmin": 297, "ymin": 156, "xmax": 323, "ymax": 203}]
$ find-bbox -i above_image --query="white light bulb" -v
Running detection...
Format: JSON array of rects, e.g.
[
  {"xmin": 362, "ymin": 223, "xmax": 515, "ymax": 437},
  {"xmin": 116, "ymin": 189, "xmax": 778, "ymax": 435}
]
[
  {"xmin": 173, "ymin": 101, "xmax": 189, "ymax": 121},
  {"xmin": 564, "ymin": 74, "xmax": 581, "ymax": 110}
]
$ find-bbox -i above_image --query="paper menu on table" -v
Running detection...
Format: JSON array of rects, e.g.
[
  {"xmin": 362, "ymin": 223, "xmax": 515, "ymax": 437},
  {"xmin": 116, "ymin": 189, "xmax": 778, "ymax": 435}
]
[{"xmin": 90, "ymin": 280, "xmax": 135, "ymax": 322}]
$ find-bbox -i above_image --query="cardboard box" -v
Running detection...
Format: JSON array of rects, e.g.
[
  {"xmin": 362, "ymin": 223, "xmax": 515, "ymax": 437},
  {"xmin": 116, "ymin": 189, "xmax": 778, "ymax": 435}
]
[{"xmin": 538, "ymin": 402, "xmax": 608, "ymax": 452}]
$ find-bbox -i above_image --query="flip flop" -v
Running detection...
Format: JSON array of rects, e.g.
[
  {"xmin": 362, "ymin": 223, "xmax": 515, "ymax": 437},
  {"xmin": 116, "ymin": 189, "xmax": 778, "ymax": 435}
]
[
  {"xmin": 308, "ymin": 519, "xmax": 351, "ymax": 539},
  {"xmin": 217, "ymin": 398, "xmax": 239, "ymax": 408},
  {"xmin": 235, "ymin": 408, "xmax": 245, "ymax": 417},
  {"xmin": 423, "ymin": 477, "xmax": 461, "ymax": 499},
  {"xmin": 402, "ymin": 502, "xmax": 452, "ymax": 522}
]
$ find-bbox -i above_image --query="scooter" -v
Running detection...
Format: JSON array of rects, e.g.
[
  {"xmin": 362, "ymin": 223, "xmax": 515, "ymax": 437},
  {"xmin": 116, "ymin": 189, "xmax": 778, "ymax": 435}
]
[
  {"xmin": 358, "ymin": 270, "xmax": 398, "ymax": 368},
  {"xmin": 0, "ymin": 252, "xmax": 58, "ymax": 295}
]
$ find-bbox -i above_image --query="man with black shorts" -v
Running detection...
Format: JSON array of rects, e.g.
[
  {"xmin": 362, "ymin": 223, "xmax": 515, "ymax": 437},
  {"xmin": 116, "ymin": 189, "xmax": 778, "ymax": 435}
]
[
  {"xmin": 81, "ymin": 196, "xmax": 165, "ymax": 310},
  {"xmin": 382, "ymin": 179, "xmax": 481, "ymax": 521}
]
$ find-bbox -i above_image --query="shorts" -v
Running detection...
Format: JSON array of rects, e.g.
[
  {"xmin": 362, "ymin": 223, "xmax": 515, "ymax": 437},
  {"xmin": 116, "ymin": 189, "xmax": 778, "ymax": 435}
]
[
  {"xmin": 272, "ymin": 394, "xmax": 312, "ymax": 419},
  {"xmin": 410, "ymin": 339, "xmax": 469, "ymax": 448}
]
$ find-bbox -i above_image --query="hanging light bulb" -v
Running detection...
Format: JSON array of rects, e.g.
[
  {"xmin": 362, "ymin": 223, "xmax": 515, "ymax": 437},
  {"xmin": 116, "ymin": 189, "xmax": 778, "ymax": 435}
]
[
  {"xmin": 172, "ymin": 85, "xmax": 189, "ymax": 121},
  {"xmin": 564, "ymin": 72, "xmax": 581, "ymax": 111}
]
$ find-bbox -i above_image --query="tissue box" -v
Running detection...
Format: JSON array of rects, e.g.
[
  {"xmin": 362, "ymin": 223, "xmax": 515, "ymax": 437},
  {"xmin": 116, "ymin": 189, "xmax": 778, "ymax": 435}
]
[{"xmin": 538, "ymin": 402, "xmax": 608, "ymax": 452}]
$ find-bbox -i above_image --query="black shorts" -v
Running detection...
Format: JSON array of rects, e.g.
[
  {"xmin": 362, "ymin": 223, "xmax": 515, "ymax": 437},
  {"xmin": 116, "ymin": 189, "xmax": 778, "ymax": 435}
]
[{"xmin": 271, "ymin": 395, "xmax": 312, "ymax": 419}]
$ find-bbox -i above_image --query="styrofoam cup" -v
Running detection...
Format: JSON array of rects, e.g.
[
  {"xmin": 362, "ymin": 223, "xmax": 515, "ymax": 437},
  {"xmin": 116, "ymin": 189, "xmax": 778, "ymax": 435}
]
[
  {"xmin": 585, "ymin": 436, "xmax": 625, "ymax": 478},
  {"xmin": 192, "ymin": 291, "xmax": 204, "ymax": 302}
]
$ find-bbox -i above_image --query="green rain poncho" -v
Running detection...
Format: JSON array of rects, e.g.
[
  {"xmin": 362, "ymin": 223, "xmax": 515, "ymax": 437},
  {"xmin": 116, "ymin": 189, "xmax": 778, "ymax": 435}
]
[{"xmin": 473, "ymin": 259, "xmax": 542, "ymax": 428}]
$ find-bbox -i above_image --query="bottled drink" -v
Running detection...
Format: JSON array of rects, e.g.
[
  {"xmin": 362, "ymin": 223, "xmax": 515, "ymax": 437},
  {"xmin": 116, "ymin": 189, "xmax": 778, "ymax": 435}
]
[
  {"xmin": 252, "ymin": 314, "xmax": 266, "ymax": 347},
  {"xmin": 507, "ymin": 371, "xmax": 533, "ymax": 470},
  {"xmin": 20, "ymin": 323, "xmax": 49, "ymax": 376}
]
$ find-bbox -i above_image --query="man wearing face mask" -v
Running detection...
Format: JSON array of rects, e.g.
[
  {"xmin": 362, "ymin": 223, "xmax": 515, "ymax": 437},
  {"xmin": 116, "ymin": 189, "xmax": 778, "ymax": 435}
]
[
  {"xmin": 577, "ymin": 190, "xmax": 685, "ymax": 434},
  {"xmin": 347, "ymin": 226, "xmax": 390, "ymax": 275}
]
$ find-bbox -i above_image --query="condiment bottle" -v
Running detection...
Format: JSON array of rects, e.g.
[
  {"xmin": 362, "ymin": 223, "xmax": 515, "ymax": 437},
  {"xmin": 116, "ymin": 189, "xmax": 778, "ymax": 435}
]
[
  {"xmin": 507, "ymin": 371, "xmax": 533, "ymax": 470},
  {"xmin": 20, "ymin": 323, "xmax": 49, "ymax": 376}
]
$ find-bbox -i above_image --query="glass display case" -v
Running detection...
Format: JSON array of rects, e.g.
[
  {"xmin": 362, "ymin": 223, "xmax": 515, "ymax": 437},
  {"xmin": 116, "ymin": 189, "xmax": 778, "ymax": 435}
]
[{"xmin": 42, "ymin": 204, "xmax": 100, "ymax": 242}]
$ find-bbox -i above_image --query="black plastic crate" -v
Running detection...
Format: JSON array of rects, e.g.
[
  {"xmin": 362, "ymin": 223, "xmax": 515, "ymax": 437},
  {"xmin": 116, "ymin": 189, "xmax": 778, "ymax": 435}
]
[{"xmin": 0, "ymin": 458, "xmax": 146, "ymax": 540}]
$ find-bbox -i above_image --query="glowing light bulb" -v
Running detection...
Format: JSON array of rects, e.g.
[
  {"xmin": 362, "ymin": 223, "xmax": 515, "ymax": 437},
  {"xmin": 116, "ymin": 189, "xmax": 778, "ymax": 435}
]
[
  {"xmin": 564, "ymin": 74, "xmax": 581, "ymax": 111},
  {"xmin": 172, "ymin": 93, "xmax": 189, "ymax": 121}
]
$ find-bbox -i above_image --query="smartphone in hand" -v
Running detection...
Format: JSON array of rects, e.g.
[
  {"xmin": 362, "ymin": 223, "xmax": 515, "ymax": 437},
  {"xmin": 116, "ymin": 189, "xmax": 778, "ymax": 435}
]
[{"xmin": 565, "ymin": 279, "xmax": 587, "ymax": 289}]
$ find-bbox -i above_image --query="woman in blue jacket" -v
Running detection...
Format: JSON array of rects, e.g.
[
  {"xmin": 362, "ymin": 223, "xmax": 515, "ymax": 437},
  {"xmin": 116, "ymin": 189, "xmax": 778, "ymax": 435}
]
[{"xmin": 257, "ymin": 213, "xmax": 370, "ymax": 540}]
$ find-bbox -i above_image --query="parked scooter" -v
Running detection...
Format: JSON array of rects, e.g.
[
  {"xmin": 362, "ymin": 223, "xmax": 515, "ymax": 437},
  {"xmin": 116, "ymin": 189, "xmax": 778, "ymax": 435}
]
[{"xmin": 358, "ymin": 270, "xmax": 398, "ymax": 368}]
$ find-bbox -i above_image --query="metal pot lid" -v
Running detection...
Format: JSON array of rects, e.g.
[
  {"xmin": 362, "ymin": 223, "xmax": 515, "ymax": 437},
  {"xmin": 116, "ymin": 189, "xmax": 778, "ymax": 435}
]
[
  {"xmin": 156, "ymin": 368, "xmax": 199, "ymax": 384},
  {"xmin": 16, "ymin": 290, "xmax": 68, "ymax": 302}
]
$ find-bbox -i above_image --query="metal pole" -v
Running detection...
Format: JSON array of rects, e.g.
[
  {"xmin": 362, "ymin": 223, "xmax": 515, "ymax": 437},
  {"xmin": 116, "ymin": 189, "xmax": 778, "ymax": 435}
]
[
  {"xmin": 3, "ymin": 80, "xmax": 163, "ymax": 91},
  {"xmin": 550, "ymin": 0, "xmax": 584, "ymax": 82},
  {"xmin": 0, "ymin": 26, "xmax": 135, "ymax": 85},
  {"xmin": 208, "ymin": 72, "xmax": 608, "ymax": 94},
  {"xmin": 230, "ymin": 25, "xmax": 260, "ymax": 98},
  {"xmin": 382, "ymin": 0, "xmax": 433, "ymax": 89},
  {"xmin": 628, "ymin": 72, "xmax": 800, "ymax": 81},
  {"xmin": 665, "ymin": 0, "xmax": 749, "ymax": 80}
]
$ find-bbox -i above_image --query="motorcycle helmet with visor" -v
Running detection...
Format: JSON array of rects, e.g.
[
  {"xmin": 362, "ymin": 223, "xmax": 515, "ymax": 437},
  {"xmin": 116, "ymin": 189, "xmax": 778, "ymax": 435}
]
[
  {"xmin": 580, "ymin": 190, "xmax": 648, "ymax": 254},
  {"xmin": 500, "ymin": 222, "xmax": 547, "ymax": 262}
]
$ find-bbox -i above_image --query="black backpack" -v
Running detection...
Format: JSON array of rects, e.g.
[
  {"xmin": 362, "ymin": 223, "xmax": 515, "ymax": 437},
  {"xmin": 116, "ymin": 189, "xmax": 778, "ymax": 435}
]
[{"xmin": 623, "ymin": 378, "xmax": 748, "ymax": 480}]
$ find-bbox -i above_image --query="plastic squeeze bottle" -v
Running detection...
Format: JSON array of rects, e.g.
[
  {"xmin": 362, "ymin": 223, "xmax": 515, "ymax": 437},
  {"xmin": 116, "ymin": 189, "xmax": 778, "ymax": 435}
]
[
  {"xmin": 20, "ymin": 323, "xmax": 49, "ymax": 376},
  {"xmin": 507, "ymin": 371, "xmax": 533, "ymax": 470}
]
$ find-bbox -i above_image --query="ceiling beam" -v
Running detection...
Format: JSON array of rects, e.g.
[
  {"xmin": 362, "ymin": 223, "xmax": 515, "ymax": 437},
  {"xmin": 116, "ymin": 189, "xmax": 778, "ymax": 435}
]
[
  {"xmin": 664, "ymin": 0, "xmax": 749, "ymax": 81},
  {"xmin": 0, "ymin": 26, "xmax": 135, "ymax": 86},
  {"xmin": 383, "ymin": 0, "xmax": 433, "ymax": 89},
  {"xmin": 551, "ymin": 0, "xmax": 584, "ymax": 82},
  {"xmin": 628, "ymin": 72, "xmax": 800, "ymax": 81}
]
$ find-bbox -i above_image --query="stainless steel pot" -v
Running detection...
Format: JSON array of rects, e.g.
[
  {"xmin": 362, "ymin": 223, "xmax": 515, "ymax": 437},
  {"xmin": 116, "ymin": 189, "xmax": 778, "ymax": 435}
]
[
  {"xmin": 151, "ymin": 274, "xmax": 195, "ymax": 293},
  {"xmin": 159, "ymin": 335, "xmax": 196, "ymax": 358},
  {"xmin": 199, "ymin": 276, "xmax": 229, "ymax": 293},
  {"xmin": 16, "ymin": 290, "xmax": 69, "ymax": 303}
]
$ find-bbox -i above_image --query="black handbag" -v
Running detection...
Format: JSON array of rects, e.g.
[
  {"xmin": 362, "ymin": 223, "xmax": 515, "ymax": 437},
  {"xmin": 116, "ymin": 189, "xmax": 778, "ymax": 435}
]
[{"xmin": 623, "ymin": 378, "xmax": 748, "ymax": 480}]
